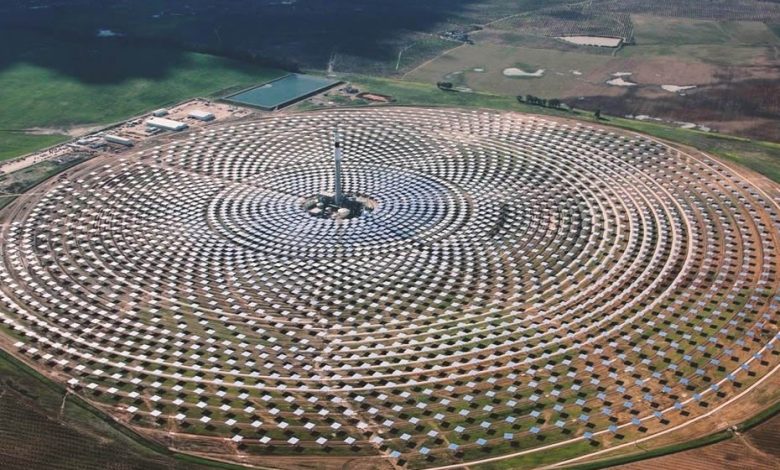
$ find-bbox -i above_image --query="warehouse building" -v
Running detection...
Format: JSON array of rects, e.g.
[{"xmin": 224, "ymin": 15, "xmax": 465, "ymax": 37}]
[
  {"xmin": 146, "ymin": 117, "xmax": 188, "ymax": 132},
  {"xmin": 189, "ymin": 110, "xmax": 215, "ymax": 121},
  {"xmin": 103, "ymin": 134, "xmax": 133, "ymax": 146}
]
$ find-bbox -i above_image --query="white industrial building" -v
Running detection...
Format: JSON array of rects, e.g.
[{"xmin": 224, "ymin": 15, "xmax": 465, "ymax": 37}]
[
  {"xmin": 152, "ymin": 108, "xmax": 169, "ymax": 117},
  {"xmin": 189, "ymin": 110, "xmax": 215, "ymax": 121},
  {"xmin": 104, "ymin": 134, "xmax": 133, "ymax": 146},
  {"xmin": 146, "ymin": 117, "xmax": 188, "ymax": 132}
]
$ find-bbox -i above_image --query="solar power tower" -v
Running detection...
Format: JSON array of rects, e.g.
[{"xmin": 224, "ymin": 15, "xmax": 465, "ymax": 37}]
[{"xmin": 333, "ymin": 130, "xmax": 344, "ymax": 206}]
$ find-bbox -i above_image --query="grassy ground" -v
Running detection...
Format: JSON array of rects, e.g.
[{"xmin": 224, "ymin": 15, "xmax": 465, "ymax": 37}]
[
  {"xmin": 560, "ymin": 432, "xmax": 733, "ymax": 470},
  {"xmin": 601, "ymin": 118, "xmax": 780, "ymax": 183},
  {"xmin": 0, "ymin": 133, "xmax": 68, "ymax": 161},
  {"xmin": 560, "ymin": 401, "xmax": 780, "ymax": 470},
  {"xmin": 410, "ymin": 15, "xmax": 778, "ymax": 86},
  {"xmin": 632, "ymin": 16, "xmax": 780, "ymax": 47},
  {"xmin": 618, "ymin": 43, "xmax": 768, "ymax": 65},
  {"xmin": 0, "ymin": 349, "xmax": 238, "ymax": 470},
  {"xmin": 0, "ymin": 155, "xmax": 87, "ymax": 209},
  {"xmin": 404, "ymin": 43, "xmax": 616, "ymax": 97},
  {"xmin": 466, "ymin": 441, "xmax": 598, "ymax": 470},
  {"xmin": 0, "ymin": 56, "xmax": 283, "ymax": 130},
  {"xmin": 333, "ymin": 73, "xmax": 528, "ymax": 111}
]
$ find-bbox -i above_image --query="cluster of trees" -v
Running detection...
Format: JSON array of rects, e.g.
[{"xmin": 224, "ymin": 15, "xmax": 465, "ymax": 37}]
[
  {"xmin": 517, "ymin": 94, "xmax": 564, "ymax": 109},
  {"xmin": 438, "ymin": 86, "xmax": 604, "ymax": 119}
]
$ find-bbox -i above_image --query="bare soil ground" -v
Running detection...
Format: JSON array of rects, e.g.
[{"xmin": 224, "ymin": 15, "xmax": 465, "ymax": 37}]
[
  {"xmin": 118, "ymin": 99, "xmax": 255, "ymax": 141},
  {"xmin": 565, "ymin": 46, "xmax": 780, "ymax": 140},
  {"xmin": 572, "ymin": 72, "xmax": 780, "ymax": 141},
  {"xmin": 21, "ymin": 124, "xmax": 102, "ymax": 138},
  {"xmin": 408, "ymin": 14, "xmax": 780, "ymax": 142}
]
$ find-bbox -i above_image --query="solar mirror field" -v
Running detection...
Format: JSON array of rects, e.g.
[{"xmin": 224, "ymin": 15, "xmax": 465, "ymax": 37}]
[
  {"xmin": 224, "ymin": 74, "xmax": 341, "ymax": 110},
  {"xmin": 1, "ymin": 107, "xmax": 778, "ymax": 470}
]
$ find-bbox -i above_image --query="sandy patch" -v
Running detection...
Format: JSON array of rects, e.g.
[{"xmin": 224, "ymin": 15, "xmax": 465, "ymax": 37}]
[
  {"xmin": 622, "ymin": 57, "xmax": 718, "ymax": 85},
  {"xmin": 503, "ymin": 67, "xmax": 545, "ymax": 77},
  {"xmin": 557, "ymin": 36, "xmax": 622, "ymax": 47},
  {"xmin": 97, "ymin": 29, "xmax": 122, "ymax": 38},
  {"xmin": 24, "ymin": 125, "xmax": 103, "ymax": 138},
  {"xmin": 607, "ymin": 77, "xmax": 637, "ymax": 87},
  {"xmin": 661, "ymin": 85, "xmax": 697, "ymax": 93}
]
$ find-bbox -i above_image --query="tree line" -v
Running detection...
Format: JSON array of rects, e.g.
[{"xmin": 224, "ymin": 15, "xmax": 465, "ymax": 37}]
[
  {"xmin": 437, "ymin": 84, "xmax": 604, "ymax": 119},
  {"xmin": 517, "ymin": 94, "xmax": 564, "ymax": 109}
]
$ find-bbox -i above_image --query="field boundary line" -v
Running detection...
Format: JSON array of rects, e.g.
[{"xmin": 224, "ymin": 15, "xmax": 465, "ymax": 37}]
[{"xmin": 401, "ymin": 43, "xmax": 466, "ymax": 80}]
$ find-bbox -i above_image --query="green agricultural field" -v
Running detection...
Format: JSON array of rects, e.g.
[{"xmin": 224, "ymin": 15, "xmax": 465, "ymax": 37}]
[
  {"xmin": 0, "ymin": 56, "xmax": 283, "ymax": 130},
  {"xmin": 0, "ymin": 30, "xmax": 285, "ymax": 160},
  {"xmin": 619, "ymin": 42, "xmax": 770, "ymax": 66},
  {"xmin": 0, "ymin": 133, "xmax": 68, "ymax": 161},
  {"xmin": 632, "ymin": 16, "xmax": 780, "ymax": 47},
  {"xmin": 633, "ymin": 16, "xmax": 732, "ymax": 45}
]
